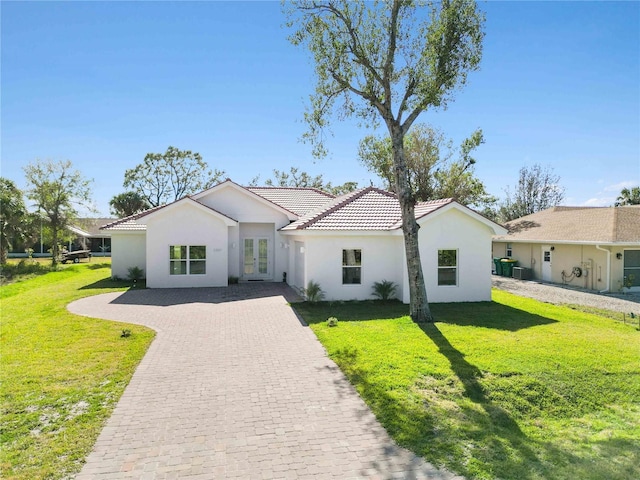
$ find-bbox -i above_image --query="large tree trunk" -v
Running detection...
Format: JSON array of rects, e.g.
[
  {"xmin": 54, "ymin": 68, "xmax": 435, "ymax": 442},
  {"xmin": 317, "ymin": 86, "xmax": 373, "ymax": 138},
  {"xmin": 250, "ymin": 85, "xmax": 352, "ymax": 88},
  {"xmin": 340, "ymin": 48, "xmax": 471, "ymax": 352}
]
[{"xmin": 391, "ymin": 125, "xmax": 433, "ymax": 323}]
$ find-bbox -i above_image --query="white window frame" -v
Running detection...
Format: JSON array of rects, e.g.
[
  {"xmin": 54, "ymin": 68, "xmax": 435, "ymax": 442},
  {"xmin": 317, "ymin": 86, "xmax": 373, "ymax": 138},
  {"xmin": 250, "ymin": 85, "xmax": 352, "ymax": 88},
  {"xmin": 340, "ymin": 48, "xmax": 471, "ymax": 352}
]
[
  {"xmin": 169, "ymin": 245, "xmax": 206, "ymax": 275},
  {"xmin": 506, "ymin": 243, "xmax": 513, "ymax": 258},
  {"xmin": 437, "ymin": 249, "xmax": 458, "ymax": 287}
]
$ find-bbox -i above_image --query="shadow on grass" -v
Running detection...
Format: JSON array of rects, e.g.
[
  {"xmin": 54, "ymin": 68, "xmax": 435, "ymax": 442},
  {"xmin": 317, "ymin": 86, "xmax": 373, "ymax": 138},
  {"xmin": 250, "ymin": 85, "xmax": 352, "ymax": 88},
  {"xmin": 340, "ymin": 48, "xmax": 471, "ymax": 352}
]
[
  {"xmin": 86, "ymin": 262, "xmax": 112, "ymax": 270},
  {"xmin": 327, "ymin": 322, "xmax": 578, "ymax": 479},
  {"xmin": 295, "ymin": 299, "xmax": 557, "ymax": 331},
  {"xmin": 79, "ymin": 278, "xmax": 144, "ymax": 290}
]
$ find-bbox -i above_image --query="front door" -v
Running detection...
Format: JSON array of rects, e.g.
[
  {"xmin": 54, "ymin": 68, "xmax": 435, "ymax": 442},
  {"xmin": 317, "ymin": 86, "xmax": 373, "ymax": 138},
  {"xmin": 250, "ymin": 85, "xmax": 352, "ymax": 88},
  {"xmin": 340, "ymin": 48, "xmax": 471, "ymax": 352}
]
[
  {"xmin": 243, "ymin": 237, "xmax": 271, "ymax": 280},
  {"xmin": 541, "ymin": 246, "xmax": 552, "ymax": 282}
]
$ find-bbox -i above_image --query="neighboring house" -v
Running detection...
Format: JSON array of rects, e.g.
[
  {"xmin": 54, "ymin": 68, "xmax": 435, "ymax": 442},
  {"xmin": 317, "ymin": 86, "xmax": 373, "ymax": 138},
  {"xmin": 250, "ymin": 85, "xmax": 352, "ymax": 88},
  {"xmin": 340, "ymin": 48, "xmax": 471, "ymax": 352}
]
[
  {"xmin": 492, "ymin": 206, "xmax": 640, "ymax": 293},
  {"xmin": 102, "ymin": 180, "xmax": 506, "ymax": 303},
  {"xmin": 8, "ymin": 217, "xmax": 114, "ymax": 257},
  {"xmin": 68, "ymin": 218, "xmax": 114, "ymax": 255}
]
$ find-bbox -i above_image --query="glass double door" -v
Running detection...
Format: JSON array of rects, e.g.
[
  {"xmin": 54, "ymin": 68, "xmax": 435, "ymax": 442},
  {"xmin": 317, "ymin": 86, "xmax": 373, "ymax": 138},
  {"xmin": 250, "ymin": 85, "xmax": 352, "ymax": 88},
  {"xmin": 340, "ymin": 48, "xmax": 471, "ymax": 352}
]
[{"xmin": 243, "ymin": 237, "xmax": 270, "ymax": 279}]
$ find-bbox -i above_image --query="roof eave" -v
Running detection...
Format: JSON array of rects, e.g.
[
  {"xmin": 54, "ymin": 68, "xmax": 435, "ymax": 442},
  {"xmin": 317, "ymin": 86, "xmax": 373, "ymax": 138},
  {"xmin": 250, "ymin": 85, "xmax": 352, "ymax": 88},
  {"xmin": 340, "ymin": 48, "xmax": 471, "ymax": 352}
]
[{"xmin": 492, "ymin": 238, "xmax": 640, "ymax": 246}]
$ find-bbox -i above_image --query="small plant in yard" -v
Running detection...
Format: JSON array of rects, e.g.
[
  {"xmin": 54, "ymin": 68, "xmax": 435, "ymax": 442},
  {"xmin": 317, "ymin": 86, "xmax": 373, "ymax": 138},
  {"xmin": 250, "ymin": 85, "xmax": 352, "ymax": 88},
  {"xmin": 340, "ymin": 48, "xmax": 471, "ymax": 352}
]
[
  {"xmin": 327, "ymin": 317, "xmax": 338, "ymax": 327},
  {"xmin": 228, "ymin": 275, "xmax": 239, "ymax": 284},
  {"xmin": 371, "ymin": 279, "xmax": 398, "ymax": 301},
  {"xmin": 121, "ymin": 329, "xmax": 132, "ymax": 338},
  {"xmin": 127, "ymin": 266, "xmax": 144, "ymax": 282},
  {"xmin": 302, "ymin": 280, "xmax": 325, "ymax": 303}
]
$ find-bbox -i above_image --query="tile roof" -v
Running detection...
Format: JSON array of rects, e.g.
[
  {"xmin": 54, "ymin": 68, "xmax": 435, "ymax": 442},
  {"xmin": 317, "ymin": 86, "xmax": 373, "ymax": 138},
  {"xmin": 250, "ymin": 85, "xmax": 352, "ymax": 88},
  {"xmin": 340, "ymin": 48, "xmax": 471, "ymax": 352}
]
[
  {"xmin": 104, "ymin": 220, "xmax": 148, "ymax": 231},
  {"xmin": 494, "ymin": 205, "xmax": 640, "ymax": 244},
  {"xmin": 281, "ymin": 187, "xmax": 455, "ymax": 231},
  {"xmin": 247, "ymin": 186, "xmax": 335, "ymax": 216},
  {"xmin": 101, "ymin": 182, "xmax": 463, "ymax": 233},
  {"xmin": 100, "ymin": 204, "xmax": 167, "ymax": 231}
]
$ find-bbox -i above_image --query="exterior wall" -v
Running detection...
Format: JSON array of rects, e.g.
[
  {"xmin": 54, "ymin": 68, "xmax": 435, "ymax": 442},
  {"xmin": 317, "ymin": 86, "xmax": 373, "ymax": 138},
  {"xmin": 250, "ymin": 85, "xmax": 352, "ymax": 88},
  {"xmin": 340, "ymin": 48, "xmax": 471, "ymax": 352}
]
[
  {"xmin": 199, "ymin": 186, "xmax": 292, "ymax": 283},
  {"xmin": 228, "ymin": 225, "xmax": 240, "ymax": 279},
  {"xmin": 238, "ymin": 223, "xmax": 276, "ymax": 281},
  {"xmin": 492, "ymin": 241, "xmax": 613, "ymax": 291},
  {"xmin": 146, "ymin": 203, "xmax": 229, "ymax": 288},
  {"xmin": 406, "ymin": 208, "xmax": 495, "ymax": 303},
  {"xmin": 297, "ymin": 234, "xmax": 405, "ymax": 301},
  {"xmin": 292, "ymin": 239, "xmax": 306, "ymax": 291},
  {"xmin": 197, "ymin": 186, "xmax": 291, "ymax": 227},
  {"xmin": 111, "ymin": 231, "xmax": 146, "ymax": 279}
]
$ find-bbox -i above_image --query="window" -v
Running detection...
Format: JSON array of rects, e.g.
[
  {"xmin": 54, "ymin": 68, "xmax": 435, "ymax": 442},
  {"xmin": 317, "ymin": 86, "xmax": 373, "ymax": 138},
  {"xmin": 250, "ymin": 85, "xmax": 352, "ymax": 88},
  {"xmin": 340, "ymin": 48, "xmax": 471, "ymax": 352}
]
[
  {"xmin": 438, "ymin": 249, "xmax": 457, "ymax": 286},
  {"xmin": 506, "ymin": 243, "xmax": 512, "ymax": 258},
  {"xmin": 623, "ymin": 250, "xmax": 640, "ymax": 287},
  {"xmin": 342, "ymin": 249, "xmax": 361, "ymax": 284},
  {"xmin": 189, "ymin": 246, "xmax": 206, "ymax": 275},
  {"xmin": 170, "ymin": 245, "xmax": 206, "ymax": 275}
]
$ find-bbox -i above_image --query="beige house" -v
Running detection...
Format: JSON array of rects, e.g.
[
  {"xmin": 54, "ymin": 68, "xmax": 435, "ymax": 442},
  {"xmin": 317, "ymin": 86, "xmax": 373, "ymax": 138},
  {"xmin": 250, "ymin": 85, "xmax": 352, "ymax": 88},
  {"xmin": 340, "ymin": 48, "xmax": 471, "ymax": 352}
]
[{"xmin": 493, "ymin": 206, "xmax": 640, "ymax": 293}]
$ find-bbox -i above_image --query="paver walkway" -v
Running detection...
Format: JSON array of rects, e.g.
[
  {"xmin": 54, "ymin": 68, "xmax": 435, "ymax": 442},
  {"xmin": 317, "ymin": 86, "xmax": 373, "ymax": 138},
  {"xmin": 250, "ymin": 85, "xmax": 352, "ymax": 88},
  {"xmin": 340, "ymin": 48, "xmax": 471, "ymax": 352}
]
[{"xmin": 69, "ymin": 284, "xmax": 460, "ymax": 480}]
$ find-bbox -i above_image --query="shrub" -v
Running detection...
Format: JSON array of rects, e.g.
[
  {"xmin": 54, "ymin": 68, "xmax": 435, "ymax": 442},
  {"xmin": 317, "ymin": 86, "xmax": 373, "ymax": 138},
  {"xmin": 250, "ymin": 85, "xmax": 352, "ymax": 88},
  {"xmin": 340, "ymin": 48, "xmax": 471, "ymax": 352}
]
[
  {"xmin": 127, "ymin": 266, "xmax": 144, "ymax": 281},
  {"xmin": 371, "ymin": 279, "xmax": 398, "ymax": 301},
  {"xmin": 0, "ymin": 259, "xmax": 52, "ymax": 284},
  {"xmin": 303, "ymin": 280, "xmax": 326, "ymax": 303},
  {"xmin": 228, "ymin": 275, "xmax": 239, "ymax": 284},
  {"xmin": 327, "ymin": 317, "xmax": 338, "ymax": 327}
]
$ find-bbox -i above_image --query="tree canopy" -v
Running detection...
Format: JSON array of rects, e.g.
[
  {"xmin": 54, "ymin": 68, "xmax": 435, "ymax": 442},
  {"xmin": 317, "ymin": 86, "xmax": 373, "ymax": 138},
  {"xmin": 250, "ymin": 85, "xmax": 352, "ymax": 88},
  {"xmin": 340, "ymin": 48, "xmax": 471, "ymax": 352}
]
[
  {"xmin": 0, "ymin": 178, "xmax": 30, "ymax": 264},
  {"xmin": 109, "ymin": 191, "xmax": 151, "ymax": 218},
  {"xmin": 615, "ymin": 186, "xmax": 640, "ymax": 206},
  {"xmin": 285, "ymin": 0, "xmax": 485, "ymax": 322},
  {"xmin": 23, "ymin": 160, "xmax": 93, "ymax": 266},
  {"xmin": 498, "ymin": 164, "xmax": 565, "ymax": 222},
  {"xmin": 359, "ymin": 124, "xmax": 495, "ymax": 208},
  {"xmin": 258, "ymin": 167, "xmax": 358, "ymax": 196},
  {"xmin": 123, "ymin": 146, "xmax": 225, "ymax": 207}
]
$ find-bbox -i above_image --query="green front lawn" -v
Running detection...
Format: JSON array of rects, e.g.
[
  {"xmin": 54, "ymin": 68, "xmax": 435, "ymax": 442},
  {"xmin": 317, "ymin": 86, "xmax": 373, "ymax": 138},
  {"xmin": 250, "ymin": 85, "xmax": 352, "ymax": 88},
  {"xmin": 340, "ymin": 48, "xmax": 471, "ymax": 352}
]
[
  {"xmin": 295, "ymin": 291, "xmax": 640, "ymax": 480},
  {"xmin": 1, "ymin": 262, "xmax": 154, "ymax": 480}
]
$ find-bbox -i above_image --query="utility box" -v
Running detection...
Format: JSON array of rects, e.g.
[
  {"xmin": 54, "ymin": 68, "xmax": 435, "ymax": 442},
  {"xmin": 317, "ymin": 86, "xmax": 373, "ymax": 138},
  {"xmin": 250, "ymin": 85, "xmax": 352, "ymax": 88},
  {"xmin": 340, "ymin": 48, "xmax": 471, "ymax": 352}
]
[
  {"xmin": 501, "ymin": 259, "xmax": 518, "ymax": 277},
  {"xmin": 512, "ymin": 266, "xmax": 531, "ymax": 280}
]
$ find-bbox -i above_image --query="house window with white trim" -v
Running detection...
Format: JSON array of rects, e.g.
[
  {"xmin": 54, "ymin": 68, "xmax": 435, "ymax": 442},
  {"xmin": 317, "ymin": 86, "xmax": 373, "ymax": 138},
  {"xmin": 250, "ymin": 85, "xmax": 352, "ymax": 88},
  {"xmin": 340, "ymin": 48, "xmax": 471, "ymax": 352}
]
[
  {"xmin": 342, "ymin": 249, "xmax": 361, "ymax": 284},
  {"xmin": 438, "ymin": 249, "xmax": 457, "ymax": 286},
  {"xmin": 170, "ymin": 245, "xmax": 206, "ymax": 275},
  {"xmin": 506, "ymin": 243, "xmax": 512, "ymax": 258}
]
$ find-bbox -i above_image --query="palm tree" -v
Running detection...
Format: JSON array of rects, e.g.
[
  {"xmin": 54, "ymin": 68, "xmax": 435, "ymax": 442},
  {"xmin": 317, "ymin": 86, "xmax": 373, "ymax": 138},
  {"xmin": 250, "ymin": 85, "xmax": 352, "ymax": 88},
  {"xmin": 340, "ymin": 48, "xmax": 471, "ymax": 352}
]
[{"xmin": 615, "ymin": 186, "xmax": 640, "ymax": 206}]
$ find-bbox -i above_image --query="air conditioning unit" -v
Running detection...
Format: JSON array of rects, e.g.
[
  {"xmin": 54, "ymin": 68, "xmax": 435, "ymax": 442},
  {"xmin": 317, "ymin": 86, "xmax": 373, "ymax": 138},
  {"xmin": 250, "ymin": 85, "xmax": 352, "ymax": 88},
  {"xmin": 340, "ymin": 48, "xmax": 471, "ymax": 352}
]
[{"xmin": 512, "ymin": 267, "xmax": 531, "ymax": 280}]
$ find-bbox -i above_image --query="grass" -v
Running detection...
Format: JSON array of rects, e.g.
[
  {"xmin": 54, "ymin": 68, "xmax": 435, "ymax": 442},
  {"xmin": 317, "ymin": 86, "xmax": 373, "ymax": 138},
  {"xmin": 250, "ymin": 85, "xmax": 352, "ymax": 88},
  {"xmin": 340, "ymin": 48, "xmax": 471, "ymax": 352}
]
[
  {"xmin": 294, "ymin": 291, "xmax": 640, "ymax": 480},
  {"xmin": 1, "ymin": 261, "xmax": 154, "ymax": 480},
  {"xmin": 0, "ymin": 258, "xmax": 58, "ymax": 285}
]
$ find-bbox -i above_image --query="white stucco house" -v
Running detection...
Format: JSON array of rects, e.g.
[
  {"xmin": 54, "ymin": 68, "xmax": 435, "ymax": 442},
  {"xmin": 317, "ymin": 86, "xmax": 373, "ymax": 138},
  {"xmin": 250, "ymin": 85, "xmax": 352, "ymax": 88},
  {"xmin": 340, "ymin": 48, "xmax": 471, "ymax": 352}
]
[{"xmin": 102, "ymin": 180, "xmax": 506, "ymax": 303}]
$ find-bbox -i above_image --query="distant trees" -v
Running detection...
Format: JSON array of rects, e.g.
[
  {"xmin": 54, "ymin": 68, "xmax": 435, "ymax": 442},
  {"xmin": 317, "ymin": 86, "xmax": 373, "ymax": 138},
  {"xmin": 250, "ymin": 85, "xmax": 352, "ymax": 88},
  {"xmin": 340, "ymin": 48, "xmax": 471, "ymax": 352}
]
[
  {"xmin": 109, "ymin": 191, "xmax": 151, "ymax": 218},
  {"xmin": 258, "ymin": 167, "xmax": 358, "ymax": 196},
  {"xmin": 498, "ymin": 164, "xmax": 564, "ymax": 222},
  {"xmin": 123, "ymin": 146, "xmax": 225, "ymax": 207},
  {"xmin": 0, "ymin": 178, "xmax": 30, "ymax": 264},
  {"xmin": 359, "ymin": 125, "xmax": 495, "ymax": 209},
  {"xmin": 615, "ymin": 186, "xmax": 640, "ymax": 206},
  {"xmin": 23, "ymin": 160, "xmax": 93, "ymax": 266}
]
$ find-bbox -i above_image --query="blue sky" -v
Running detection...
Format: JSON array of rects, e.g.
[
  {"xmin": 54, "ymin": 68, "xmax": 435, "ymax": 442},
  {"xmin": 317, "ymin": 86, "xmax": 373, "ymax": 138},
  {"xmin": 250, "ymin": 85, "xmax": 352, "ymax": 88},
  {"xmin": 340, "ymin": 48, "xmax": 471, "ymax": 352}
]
[{"xmin": 2, "ymin": 0, "xmax": 639, "ymax": 216}]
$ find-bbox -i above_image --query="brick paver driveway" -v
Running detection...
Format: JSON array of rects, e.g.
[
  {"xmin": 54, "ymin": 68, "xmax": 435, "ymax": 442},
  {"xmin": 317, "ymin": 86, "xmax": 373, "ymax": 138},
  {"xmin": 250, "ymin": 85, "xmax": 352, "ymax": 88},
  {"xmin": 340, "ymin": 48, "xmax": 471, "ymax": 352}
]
[{"xmin": 68, "ymin": 284, "xmax": 459, "ymax": 480}]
